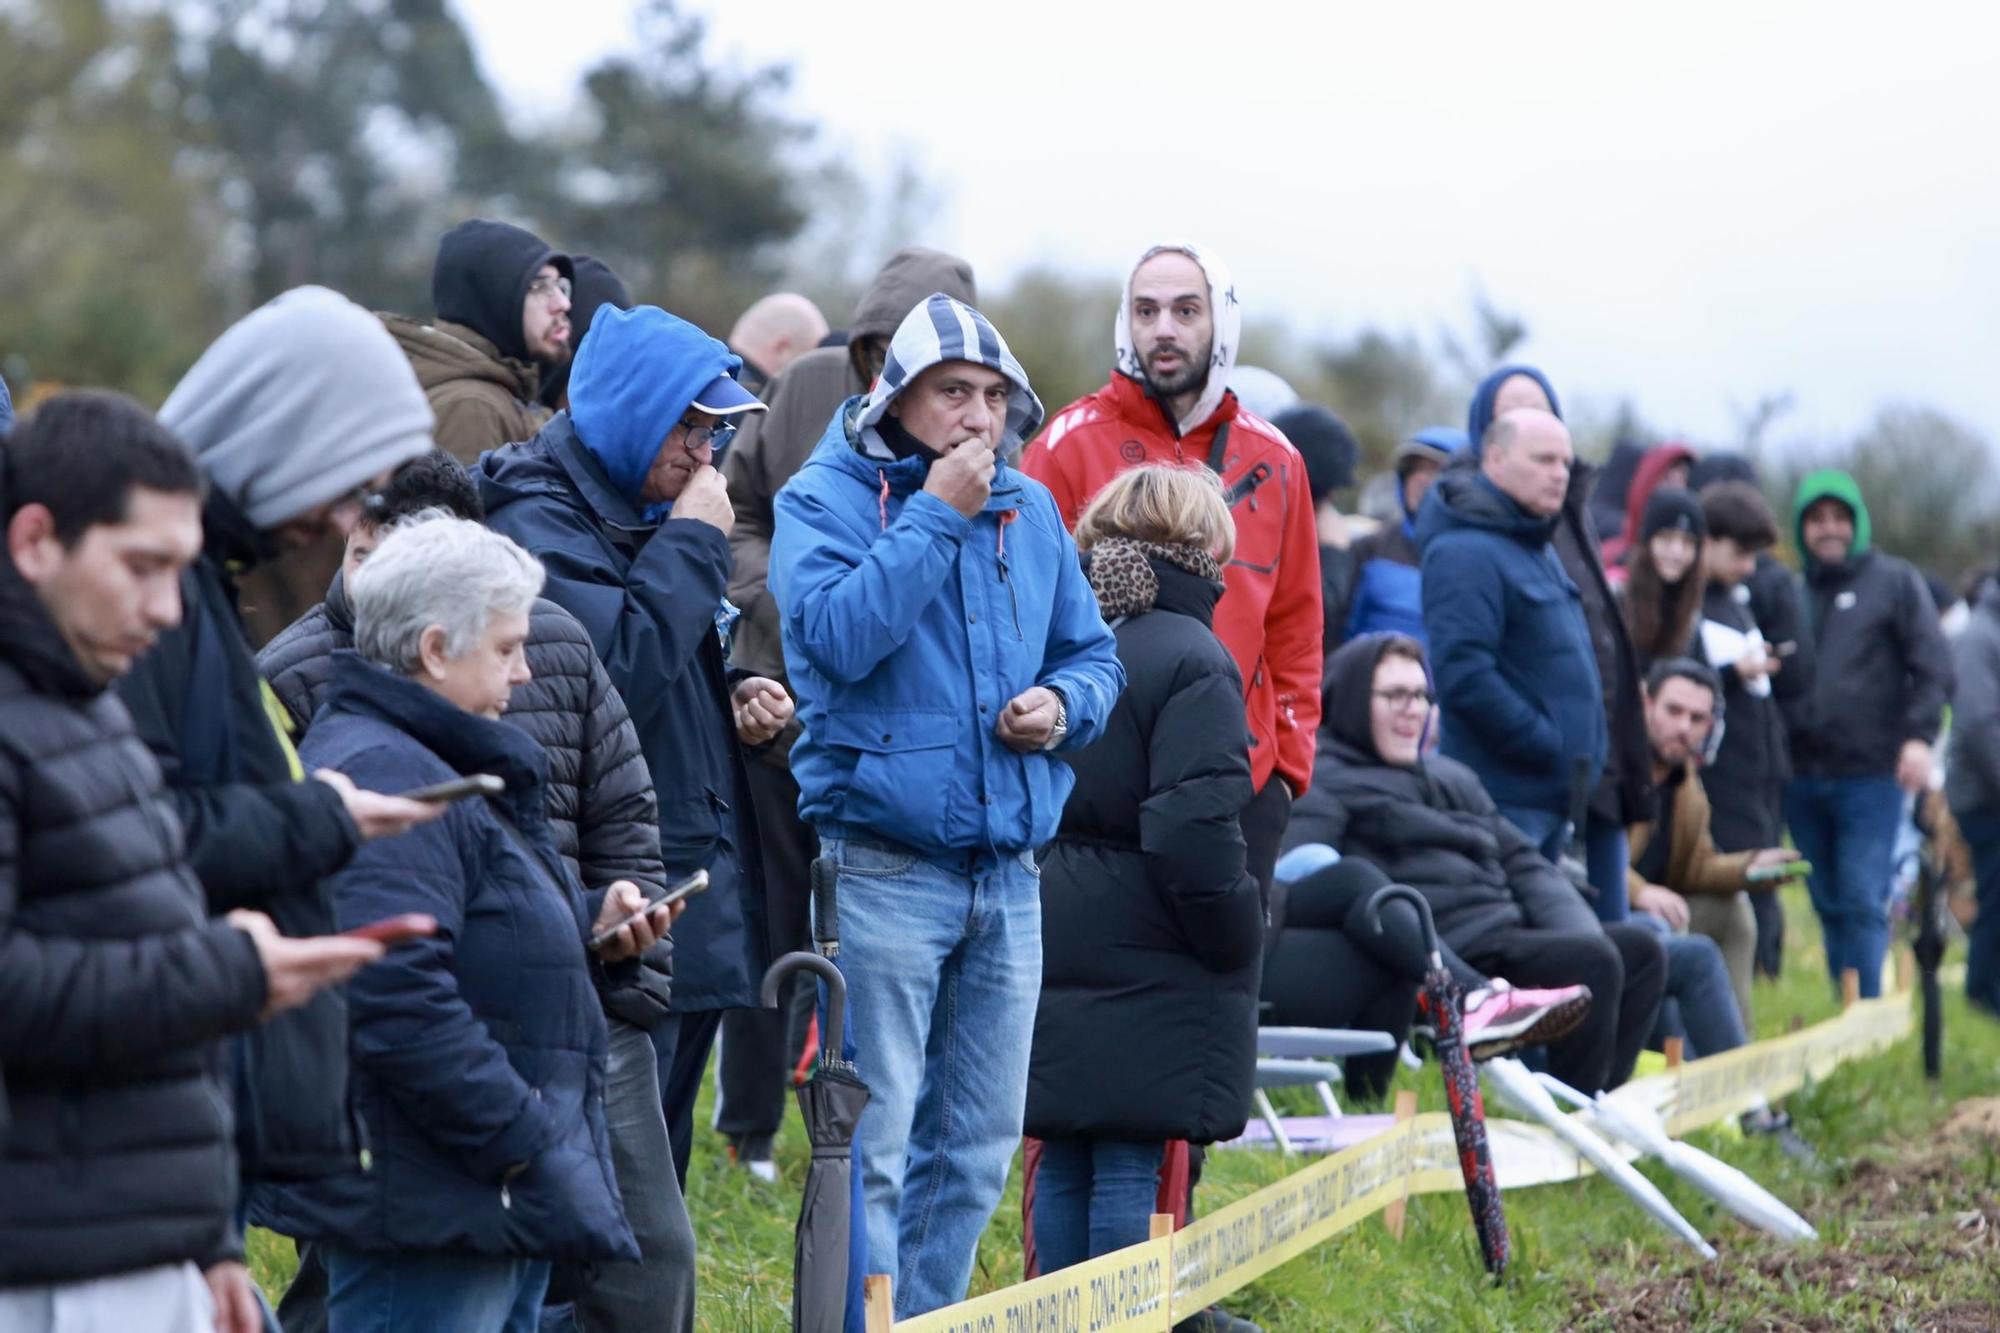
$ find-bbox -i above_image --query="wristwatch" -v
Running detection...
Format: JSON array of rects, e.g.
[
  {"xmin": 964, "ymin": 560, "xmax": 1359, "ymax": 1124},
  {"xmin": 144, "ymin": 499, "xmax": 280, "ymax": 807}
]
[{"xmin": 1043, "ymin": 688, "xmax": 1069, "ymax": 751}]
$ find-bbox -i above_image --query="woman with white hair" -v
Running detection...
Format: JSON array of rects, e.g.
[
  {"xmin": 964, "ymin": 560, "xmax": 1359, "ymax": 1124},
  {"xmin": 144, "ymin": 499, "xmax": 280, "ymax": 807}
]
[{"xmin": 257, "ymin": 517, "xmax": 673, "ymax": 1333}]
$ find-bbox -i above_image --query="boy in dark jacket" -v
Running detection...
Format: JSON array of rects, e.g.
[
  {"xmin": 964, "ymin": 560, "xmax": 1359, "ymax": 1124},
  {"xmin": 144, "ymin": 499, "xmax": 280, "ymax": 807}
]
[
  {"xmin": 0, "ymin": 393, "xmax": 379, "ymax": 1326},
  {"xmin": 1334, "ymin": 427, "xmax": 1460, "ymax": 648},
  {"xmin": 1785, "ymin": 469, "xmax": 1954, "ymax": 998}
]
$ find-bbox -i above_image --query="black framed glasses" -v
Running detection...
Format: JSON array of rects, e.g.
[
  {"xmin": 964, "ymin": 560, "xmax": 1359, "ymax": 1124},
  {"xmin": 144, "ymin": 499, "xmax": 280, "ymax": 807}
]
[
  {"xmin": 1371, "ymin": 687, "xmax": 1435, "ymax": 712},
  {"xmin": 678, "ymin": 417, "xmax": 738, "ymax": 457}
]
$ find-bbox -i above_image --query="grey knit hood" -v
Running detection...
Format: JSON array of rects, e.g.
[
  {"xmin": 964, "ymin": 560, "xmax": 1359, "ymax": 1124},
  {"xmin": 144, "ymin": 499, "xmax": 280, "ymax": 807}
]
[{"xmin": 160, "ymin": 286, "xmax": 435, "ymax": 529}]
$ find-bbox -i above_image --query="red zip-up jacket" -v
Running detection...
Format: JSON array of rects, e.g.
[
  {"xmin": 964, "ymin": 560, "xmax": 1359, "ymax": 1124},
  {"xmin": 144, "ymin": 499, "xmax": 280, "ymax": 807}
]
[{"xmin": 1022, "ymin": 374, "xmax": 1323, "ymax": 795}]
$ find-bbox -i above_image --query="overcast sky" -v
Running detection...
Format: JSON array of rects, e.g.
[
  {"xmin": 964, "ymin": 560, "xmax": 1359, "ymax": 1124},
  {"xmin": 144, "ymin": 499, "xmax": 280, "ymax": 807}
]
[{"xmin": 462, "ymin": 0, "xmax": 1999, "ymax": 447}]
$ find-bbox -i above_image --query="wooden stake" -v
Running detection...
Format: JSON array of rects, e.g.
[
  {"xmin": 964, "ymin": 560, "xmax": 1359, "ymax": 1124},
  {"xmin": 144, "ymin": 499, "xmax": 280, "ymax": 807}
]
[
  {"xmin": 1840, "ymin": 967, "xmax": 1861, "ymax": 1010},
  {"xmin": 1663, "ymin": 1036, "xmax": 1685, "ymax": 1069},
  {"xmin": 864, "ymin": 1275, "xmax": 893, "ymax": 1333},
  {"xmin": 1150, "ymin": 1213, "xmax": 1175, "ymax": 1241},
  {"xmin": 1384, "ymin": 1089, "xmax": 1420, "ymax": 1240}
]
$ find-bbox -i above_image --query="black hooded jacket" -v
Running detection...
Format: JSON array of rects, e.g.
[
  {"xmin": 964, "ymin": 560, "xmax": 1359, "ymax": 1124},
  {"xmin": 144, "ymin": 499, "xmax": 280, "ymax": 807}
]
[
  {"xmin": 258, "ymin": 571, "xmax": 673, "ymax": 1026},
  {"xmin": 1553, "ymin": 461, "xmax": 1652, "ymax": 827},
  {"xmin": 114, "ymin": 487, "xmax": 364, "ymax": 1181},
  {"xmin": 432, "ymin": 219, "xmax": 573, "ymax": 366},
  {"xmin": 1283, "ymin": 636, "xmax": 1600, "ymax": 957},
  {"xmin": 0, "ymin": 538, "xmax": 269, "ymax": 1285},
  {"xmin": 1025, "ymin": 557, "xmax": 1264, "ymax": 1145}
]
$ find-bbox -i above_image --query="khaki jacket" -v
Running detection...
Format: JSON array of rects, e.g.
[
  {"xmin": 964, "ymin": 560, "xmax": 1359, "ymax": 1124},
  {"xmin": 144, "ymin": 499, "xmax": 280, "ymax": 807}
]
[
  {"xmin": 1627, "ymin": 759, "xmax": 1755, "ymax": 898},
  {"xmin": 381, "ymin": 315, "xmax": 548, "ymax": 465}
]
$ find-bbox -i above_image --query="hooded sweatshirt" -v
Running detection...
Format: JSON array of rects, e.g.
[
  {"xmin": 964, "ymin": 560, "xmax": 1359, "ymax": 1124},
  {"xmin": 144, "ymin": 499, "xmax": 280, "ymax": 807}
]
[
  {"xmin": 1789, "ymin": 470, "xmax": 1953, "ymax": 776},
  {"xmin": 724, "ymin": 247, "xmax": 978, "ymax": 683},
  {"xmin": 1466, "ymin": 364, "xmax": 1561, "ymax": 458},
  {"xmin": 1602, "ymin": 442, "xmax": 1697, "ymax": 571},
  {"xmin": 432, "ymin": 219, "xmax": 572, "ymax": 366},
  {"xmin": 1022, "ymin": 243, "xmax": 1323, "ymax": 795},
  {"xmin": 160, "ymin": 286, "xmax": 434, "ymax": 530},
  {"xmin": 769, "ymin": 295, "xmax": 1124, "ymax": 858}
]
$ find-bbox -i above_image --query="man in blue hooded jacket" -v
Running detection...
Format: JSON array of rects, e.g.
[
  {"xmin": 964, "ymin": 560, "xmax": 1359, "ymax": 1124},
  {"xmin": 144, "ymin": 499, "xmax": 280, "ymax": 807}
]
[
  {"xmin": 1420, "ymin": 406, "xmax": 1607, "ymax": 858},
  {"xmin": 476, "ymin": 306, "xmax": 791, "ymax": 1198},
  {"xmin": 770, "ymin": 294, "xmax": 1124, "ymax": 1317}
]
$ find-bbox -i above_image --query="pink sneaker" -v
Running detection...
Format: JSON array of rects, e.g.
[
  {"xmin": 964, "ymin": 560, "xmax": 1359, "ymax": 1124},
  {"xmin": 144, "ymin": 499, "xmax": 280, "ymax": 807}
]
[{"xmin": 1461, "ymin": 981, "xmax": 1592, "ymax": 1062}]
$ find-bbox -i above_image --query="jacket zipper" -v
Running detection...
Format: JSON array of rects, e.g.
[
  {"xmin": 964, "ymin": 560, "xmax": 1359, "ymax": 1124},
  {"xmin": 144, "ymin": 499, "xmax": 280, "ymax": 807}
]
[{"xmin": 997, "ymin": 556, "xmax": 1024, "ymax": 640}]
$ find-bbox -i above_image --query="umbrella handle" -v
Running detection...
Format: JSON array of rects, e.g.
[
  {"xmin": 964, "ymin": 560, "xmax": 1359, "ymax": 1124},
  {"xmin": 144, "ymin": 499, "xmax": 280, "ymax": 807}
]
[
  {"xmin": 761, "ymin": 951, "xmax": 847, "ymax": 1059},
  {"xmin": 1364, "ymin": 883, "xmax": 1441, "ymax": 962}
]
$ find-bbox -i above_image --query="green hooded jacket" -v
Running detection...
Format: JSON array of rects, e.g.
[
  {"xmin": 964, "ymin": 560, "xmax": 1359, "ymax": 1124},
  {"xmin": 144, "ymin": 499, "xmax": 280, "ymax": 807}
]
[{"xmin": 1792, "ymin": 468, "xmax": 1872, "ymax": 569}]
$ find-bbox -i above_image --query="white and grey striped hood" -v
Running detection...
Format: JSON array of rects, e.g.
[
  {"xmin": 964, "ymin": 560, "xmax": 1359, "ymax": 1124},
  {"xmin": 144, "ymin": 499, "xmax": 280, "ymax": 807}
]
[{"xmin": 851, "ymin": 293, "xmax": 1044, "ymax": 459}]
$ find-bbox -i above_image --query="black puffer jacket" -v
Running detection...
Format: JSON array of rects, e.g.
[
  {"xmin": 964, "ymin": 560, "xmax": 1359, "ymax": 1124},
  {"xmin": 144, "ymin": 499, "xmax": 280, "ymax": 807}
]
[
  {"xmin": 114, "ymin": 488, "xmax": 362, "ymax": 1182},
  {"xmin": 0, "ymin": 548, "xmax": 269, "ymax": 1284},
  {"xmin": 1026, "ymin": 556, "xmax": 1264, "ymax": 1145},
  {"xmin": 259, "ymin": 571, "xmax": 671, "ymax": 1026},
  {"xmin": 1283, "ymin": 637, "xmax": 1600, "ymax": 956}
]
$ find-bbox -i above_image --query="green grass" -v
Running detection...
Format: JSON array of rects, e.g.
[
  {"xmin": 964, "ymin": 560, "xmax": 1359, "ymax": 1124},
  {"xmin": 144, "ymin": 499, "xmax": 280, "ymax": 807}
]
[{"xmin": 252, "ymin": 884, "xmax": 2000, "ymax": 1330}]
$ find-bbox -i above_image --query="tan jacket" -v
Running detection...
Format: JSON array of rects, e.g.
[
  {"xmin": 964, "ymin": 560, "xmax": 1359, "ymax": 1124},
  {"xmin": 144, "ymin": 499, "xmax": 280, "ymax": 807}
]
[
  {"xmin": 381, "ymin": 315, "xmax": 549, "ymax": 465},
  {"xmin": 1627, "ymin": 760, "xmax": 1755, "ymax": 898}
]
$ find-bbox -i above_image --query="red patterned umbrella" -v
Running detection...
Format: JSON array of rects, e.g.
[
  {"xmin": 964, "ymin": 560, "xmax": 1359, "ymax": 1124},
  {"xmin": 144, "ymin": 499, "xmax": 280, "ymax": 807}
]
[{"xmin": 1366, "ymin": 884, "xmax": 1509, "ymax": 1278}]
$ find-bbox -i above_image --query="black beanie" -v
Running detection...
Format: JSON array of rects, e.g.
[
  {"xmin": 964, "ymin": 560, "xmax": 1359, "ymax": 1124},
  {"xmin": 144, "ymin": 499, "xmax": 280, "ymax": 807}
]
[
  {"xmin": 1272, "ymin": 404, "xmax": 1359, "ymax": 502},
  {"xmin": 538, "ymin": 255, "xmax": 634, "ymax": 409},
  {"xmin": 432, "ymin": 219, "xmax": 573, "ymax": 365},
  {"xmin": 1640, "ymin": 485, "xmax": 1706, "ymax": 543}
]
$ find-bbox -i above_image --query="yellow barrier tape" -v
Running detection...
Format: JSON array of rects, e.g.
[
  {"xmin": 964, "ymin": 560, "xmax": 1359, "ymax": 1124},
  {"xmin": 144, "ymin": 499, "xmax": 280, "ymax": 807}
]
[
  {"xmin": 892, "ymin": 1235, "xmax": 1173, "ymax": 1333},
  {"xmin": 897, "ymin": 993, "xmax": 1913, "ymax": 1328}
]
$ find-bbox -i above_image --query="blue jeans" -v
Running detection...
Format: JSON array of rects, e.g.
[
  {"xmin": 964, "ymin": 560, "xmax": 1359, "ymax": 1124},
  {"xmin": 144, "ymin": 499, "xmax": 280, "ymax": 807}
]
[
  {"xmin": 1958, "ymin": 806, "xmax": 2000, "ymax": 1014},
  {"xmin": 1032, "ymin": 1138, "xmax": 1166, "ymax": 1273},
  {"xmin": 1633, "ymin": 914, "xmax": 1748, "ymax": 1059},
  {"xmin": 822, "ymin": 834, "xmax": 1043, "ymax": 1318},
  {"xmin": 1496, "ymin": 806, "xmax": 1627, "ymax": 922},
  {"xmin": 325, "ymin": 1249, "xmax": 549, "ymax": 1333},
  {"xmin": 1784, "ymin": 774, "xmax": 1905, "ymax": 998}
]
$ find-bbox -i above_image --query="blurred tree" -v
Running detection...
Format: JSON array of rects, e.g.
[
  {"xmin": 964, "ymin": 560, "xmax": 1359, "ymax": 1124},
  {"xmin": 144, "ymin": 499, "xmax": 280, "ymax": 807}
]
[
  {"xmin": 982, "ymin": 268, "xmax": 1120, "ymax": 421},
  {"xmin": 532, "ymin": 0, "xmax": 817, "ymax": 331},
  {"xmin": 0, "ymin": 0, "xmax": 222, "ymax": 401}
]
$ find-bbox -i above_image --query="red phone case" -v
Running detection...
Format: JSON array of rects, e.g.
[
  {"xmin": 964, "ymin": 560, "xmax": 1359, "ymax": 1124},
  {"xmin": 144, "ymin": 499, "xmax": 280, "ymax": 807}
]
[{"xmin": 344, "ymin": 913, "xmax": 439, "ymax": 944}]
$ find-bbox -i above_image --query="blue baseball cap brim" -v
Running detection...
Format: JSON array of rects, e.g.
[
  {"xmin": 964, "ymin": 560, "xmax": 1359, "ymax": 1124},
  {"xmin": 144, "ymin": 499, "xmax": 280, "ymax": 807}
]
[{"xmin": 689, "ymin": 373, "xmax": 767, "ymax": 416}]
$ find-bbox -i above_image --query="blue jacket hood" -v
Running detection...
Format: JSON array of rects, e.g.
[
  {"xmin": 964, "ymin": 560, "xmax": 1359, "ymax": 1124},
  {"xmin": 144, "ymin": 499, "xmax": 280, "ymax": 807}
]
[
  {"xmin": 1466, "ymin": 364, "xmax": 1562, "ymax": 459},
  {"xmin": 569, "ymin": 305, "xmax": 743, "ymax": 509}
]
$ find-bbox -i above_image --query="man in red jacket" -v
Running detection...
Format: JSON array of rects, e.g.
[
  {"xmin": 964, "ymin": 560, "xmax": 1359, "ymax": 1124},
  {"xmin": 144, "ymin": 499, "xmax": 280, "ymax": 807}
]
[{"xmin": 1022, "ymin": 242, "xmax": 1322, "ymax": 894}]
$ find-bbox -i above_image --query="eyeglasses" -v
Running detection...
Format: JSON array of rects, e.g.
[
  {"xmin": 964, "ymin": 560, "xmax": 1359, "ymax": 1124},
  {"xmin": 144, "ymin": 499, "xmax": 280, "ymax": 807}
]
[
  {"xmin": 527, "ymin": 274, "xmax": 573, "ymax": 304},
  {"xmin": 678, "ymin": 417, "xmax": 737, "ymax": 456},
  {"xmin": 1372, "ymin": 687, "xmax": 1435, "ymax": 712}
]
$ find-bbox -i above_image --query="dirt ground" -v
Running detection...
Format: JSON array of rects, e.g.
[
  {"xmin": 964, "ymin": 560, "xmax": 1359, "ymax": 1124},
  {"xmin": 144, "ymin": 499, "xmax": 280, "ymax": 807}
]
[{"xmin": 1570, "ymin": 1098, "xmax": 2000, "ymax": 1332}]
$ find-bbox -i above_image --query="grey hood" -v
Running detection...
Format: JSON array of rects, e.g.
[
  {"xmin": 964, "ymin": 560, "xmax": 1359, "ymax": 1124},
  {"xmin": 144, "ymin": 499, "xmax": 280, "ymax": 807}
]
[{"xmin": 851, "ymin": 247, "xmax": 977, "ymax": 342}]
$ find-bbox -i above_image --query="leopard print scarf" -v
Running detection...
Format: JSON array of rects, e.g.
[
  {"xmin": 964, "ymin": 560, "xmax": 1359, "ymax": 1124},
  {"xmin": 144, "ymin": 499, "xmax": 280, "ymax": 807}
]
[{"xmin": 1085, "ymin": 538, "xmax": 1223, "ymax": 621}]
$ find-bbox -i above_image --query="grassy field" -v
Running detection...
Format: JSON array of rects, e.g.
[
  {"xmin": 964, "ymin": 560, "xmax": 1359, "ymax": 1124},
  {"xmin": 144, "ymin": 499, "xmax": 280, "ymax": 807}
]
[{"xmin": 251, "ymin": 884, "xmax": 2000, "ymax": 1330}]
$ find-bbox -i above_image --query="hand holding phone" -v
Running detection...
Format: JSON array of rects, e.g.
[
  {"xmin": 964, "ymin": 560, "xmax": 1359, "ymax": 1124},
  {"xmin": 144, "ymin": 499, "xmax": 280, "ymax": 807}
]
[
  {"xmin": 589, "ymin": 871, "xmax": 709, "ymax": 952},
  {"xmin": 1746, "ymin": 859, "xmax": 1811, "ymax": 883}
]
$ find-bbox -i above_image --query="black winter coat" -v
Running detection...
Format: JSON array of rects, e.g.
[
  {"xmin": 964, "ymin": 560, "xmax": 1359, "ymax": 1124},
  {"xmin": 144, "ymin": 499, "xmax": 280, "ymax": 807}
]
[
  {"xmin": 256, "ymin": 654, "xmax": 637, "ymax": 1263},
  {"xmin": 1793, "ymin": 550, "xmax": 1953, "ymax": 778},
  {"xmin": 1026, "ymin": 560, "xmax": 1264, "ymax": 1144},
  {"xmin": 1553, "ymin": 462, "xmax": 1651, "ymax": 827},
  {"xmin": 114, "ymin": 488, "xmax": 363, "ymax": 1182},
  {"xmin": 1284, "ymin": 737, "xmax": 1600, "ymax": 958},
  {"xmin": 478, "ymin": 418, "xmax": 768, "ymax": 1011},
  {"xmin": 1695, "ymin": 582, "xmax": 1789, "ymax": 850},
  {"xmin": 259, "ymin": 572, "xmax": 672, "ymax": 1027},
  {"xmin": 0, "ymin": 552, "xmax": 268, "ymax": 1285}
]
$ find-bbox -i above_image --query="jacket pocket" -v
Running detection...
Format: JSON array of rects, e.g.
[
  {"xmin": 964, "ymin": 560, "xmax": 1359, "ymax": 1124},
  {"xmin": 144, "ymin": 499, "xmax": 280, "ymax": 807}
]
[
  {"xmin": 823, "ymin": 709, "xmax": 957, "ymax": 840},
  {"xmin": 655, "ymin": 792, "xmax": 722, "ymax": 871}
]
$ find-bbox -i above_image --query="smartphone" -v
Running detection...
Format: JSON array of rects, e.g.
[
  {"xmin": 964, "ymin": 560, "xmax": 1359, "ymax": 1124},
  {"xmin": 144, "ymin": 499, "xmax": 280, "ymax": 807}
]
[
  {"xmin": 1747, "ymin": 860, "xmax": 1812, "ymax": 883},
  {"xmin": 343, "ymin": 912, "xmax": 439, "ymax": 945},
  {"xmin": 399, "ymin": 774, "xmax": 506, "ymax": 804},
  {"xmin": 589, "ymin": 870, "xmax": 710, "ymax": 949}
]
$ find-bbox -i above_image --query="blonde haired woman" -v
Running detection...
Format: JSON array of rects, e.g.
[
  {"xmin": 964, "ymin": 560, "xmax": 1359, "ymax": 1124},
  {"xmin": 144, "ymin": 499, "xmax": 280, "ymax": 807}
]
[{"xmin": 1024, "ymin": 464, "xmax": 1263, "ymax": 1272}]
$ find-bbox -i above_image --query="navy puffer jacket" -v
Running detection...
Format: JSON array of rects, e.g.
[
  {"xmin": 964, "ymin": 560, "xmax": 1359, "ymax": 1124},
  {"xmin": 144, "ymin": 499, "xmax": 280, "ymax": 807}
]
[{"xmin": 254, "ymin": 653, "xmax": 636, "ymax": 1263}]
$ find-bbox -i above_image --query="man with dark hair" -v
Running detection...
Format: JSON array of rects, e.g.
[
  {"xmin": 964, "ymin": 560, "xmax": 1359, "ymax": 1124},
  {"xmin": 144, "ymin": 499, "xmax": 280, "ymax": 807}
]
[
  {"xmin": 1786, "ymin": 469, "xmax": 1953, "ymax": 997},
  {"xmin": 0, "ymin": 392, "xmax": 381, "ymax": 1331},
  {"xmin": 258, "ymin": 456, "xmax": 699, "ymax": 1330},
  {"xmin": 384, "ymin": 219, "xmax": 574, "ymax": 464},
  {"xmin": 1629, "ymin": 658, "xmax": 1799, "ymax": 1035}
]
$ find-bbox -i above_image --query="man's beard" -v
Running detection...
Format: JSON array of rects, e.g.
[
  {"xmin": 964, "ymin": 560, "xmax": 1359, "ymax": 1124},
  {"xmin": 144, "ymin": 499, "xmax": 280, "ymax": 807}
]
[{"xmin": 1141, "ymin": 339, "xmax": 1212, "ymax": 400}]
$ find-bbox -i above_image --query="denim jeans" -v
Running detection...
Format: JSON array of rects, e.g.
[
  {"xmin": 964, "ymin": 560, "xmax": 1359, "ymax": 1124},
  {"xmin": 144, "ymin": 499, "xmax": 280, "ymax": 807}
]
[
  {"xmin": 1633, "ymin": 913, "xmax": 1748, "ymax": 1059},
  {"xmin": 1498, "ymin": 804, "xmax": 1627, "ymax": 922},
  {"xmin": 1957, "ymin": 806, "xmax": 2000, "ymax": 1014},
  {"xmin": 1784, "ymin": 774, "xmax": 1905, "ymax": 998},
  {"xmin": 325, "ymin": 1249, "xmax": 549, "ymax": 1333},
  {"xmin": 1031, "ymin": 1138, "xmax": 1167, "ymax": 1273},
  {"xmin": 821, "ymin": 833, "xmax": 1042, "ymax": 1318}
]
